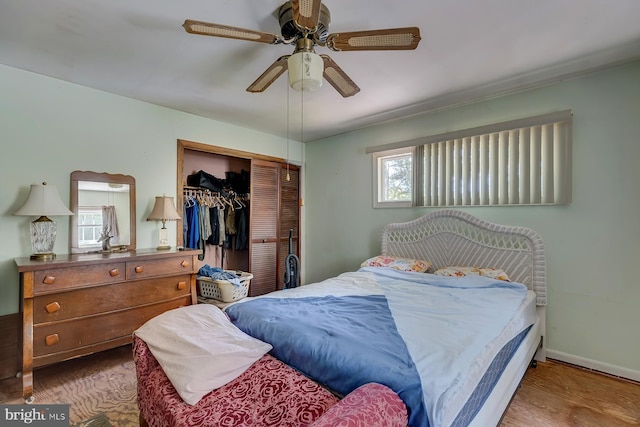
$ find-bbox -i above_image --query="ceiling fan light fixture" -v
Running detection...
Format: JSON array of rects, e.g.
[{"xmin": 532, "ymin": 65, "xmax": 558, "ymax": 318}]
[
  {"xmin": 184, "ymin": 2, "xmax": 421, "ymax": 97},
  {"xmin": 288, "ymin": 51, "xmax": 323, "ymax": 92}
]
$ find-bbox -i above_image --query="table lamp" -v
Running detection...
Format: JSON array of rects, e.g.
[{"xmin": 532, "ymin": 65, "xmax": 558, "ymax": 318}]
[
  {"xmin": 147, "ymin": 196, "xmax": 181, "ymax": 250},
  {"xmin": 14, "ymin": 182, "xmax": 73, "ymax": 260}
]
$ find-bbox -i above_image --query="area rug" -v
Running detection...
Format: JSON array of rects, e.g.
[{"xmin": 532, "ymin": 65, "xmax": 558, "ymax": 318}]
[{"xmin": 71, "ymin": 412, "xmax": 113, "ymax": 427}]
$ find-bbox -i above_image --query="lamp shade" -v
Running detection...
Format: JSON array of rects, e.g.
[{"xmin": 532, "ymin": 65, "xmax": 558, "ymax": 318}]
[
  {"xmin": 288, "ymin": 51, "xmax": 323, "ymax": 91},
  {"xmin": 146, "ymin": 196, "xmax": 181, "ymax": 222},
  {"xmin": 14, "ymin": 182, "xmax": 73, "ymax": 217}
]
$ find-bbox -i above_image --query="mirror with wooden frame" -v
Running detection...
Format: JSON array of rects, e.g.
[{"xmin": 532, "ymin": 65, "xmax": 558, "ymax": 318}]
[{"xmin": 70, "ymin": 171, "xmax": 136, "ymax": 254}]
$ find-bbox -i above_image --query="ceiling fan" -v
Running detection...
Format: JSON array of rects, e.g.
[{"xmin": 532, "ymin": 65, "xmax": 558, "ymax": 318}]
[{"xmin": 183, "ymin": 0, "xmax": 421, "ymax": 97}]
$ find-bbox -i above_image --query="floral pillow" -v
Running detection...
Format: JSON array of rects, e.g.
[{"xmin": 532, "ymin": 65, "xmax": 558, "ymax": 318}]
[
  {"xmin": 434, "ymin": 266, "xmax": 511, "ymax": 281},
  {"xmin": 361, "ymin": 255, "xmax": 433, "ymax": 273}
]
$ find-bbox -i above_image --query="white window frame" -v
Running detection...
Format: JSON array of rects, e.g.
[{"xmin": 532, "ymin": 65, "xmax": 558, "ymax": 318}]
[
  {"xmin": 77, "ymin": 206, "xmax": 103, "ymax": 249},
  {"xmin": 368, "ymin": 110, "xmax": 572, "ymax": 208},
  {"xmin": 372, "ymin": 147, "xmax": 415, "ymax": 208}
]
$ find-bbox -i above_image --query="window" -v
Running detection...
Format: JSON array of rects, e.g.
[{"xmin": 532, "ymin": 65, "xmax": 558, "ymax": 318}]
[
  {"xmin": 373, "ymin": 147, "xmax": 414, "ymax": 207},
  {"xmin": 77, "ymin": 207, "xmax": 103, "ymax": 248},
  {"xmin": 369, "ymin": 110, "xmax": 572, "ymax": 207}
]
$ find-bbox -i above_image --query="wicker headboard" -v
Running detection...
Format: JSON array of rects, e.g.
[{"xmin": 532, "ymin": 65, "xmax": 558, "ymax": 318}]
[{"xmin": 381, "ymin": 210, "xmax": 546, "ymax": 306}]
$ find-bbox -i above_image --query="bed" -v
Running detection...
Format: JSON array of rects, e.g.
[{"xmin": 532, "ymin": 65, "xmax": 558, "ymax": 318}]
[{"xmin": 224, "ymin": 209, "xmax": 546, "ymax": 427}]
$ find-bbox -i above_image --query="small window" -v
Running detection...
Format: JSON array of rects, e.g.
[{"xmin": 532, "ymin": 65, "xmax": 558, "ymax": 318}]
[
  {"xmin": 373, "ymin": 147, "xmax": 414, "ymax": 208},
  {"xmin": 77, "ymin": 207, "xmax": 103, "ymax": 248}
]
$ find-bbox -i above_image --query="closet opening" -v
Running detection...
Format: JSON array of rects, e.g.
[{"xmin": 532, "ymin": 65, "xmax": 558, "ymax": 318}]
[{"xmin": 177, "ymin": 139, "xmax": 301, "ymax": 297}]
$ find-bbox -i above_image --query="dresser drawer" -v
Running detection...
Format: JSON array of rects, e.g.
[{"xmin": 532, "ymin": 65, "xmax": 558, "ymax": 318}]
[
  {"xmin": 33, "ymin": 297, "xmax": 192, "ymax": 357},
  {"xmin": 33, "ymin": 262, "xmax": 126, "ymax": 294},
  {"xmin": 33, "ymin": 275, "xmax": 192, "ymax": 323},
  {"xmin": 126, "ymin": 256, "xmax": 195, "ymax": 280}
]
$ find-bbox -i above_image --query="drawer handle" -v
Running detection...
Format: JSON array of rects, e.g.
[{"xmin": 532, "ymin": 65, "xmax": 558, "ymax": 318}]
[
  {"xmin": 180, "ymin": 260, "xmax": 190, "ymax": 268},
  {"xmin": 177, "ymin": 281, "xmax": 187, "ymax": 290},
  {"xmin": 45, "ymin": 302, "xmax": 61, "ymax": 314},
  {"xmin": 135, "ymin": 266, "xmax": 144, "ymax": 274},
  {"xmin": 45, "ymin": 334, "xmax": 59, "ymax": 346},
  {"xmin": 109, "ymin": 268, "xmax": 120, "ymax": 277},
  {"xmin": 43, "ymin": 275, "xmax": 56, "ymax": 285}
]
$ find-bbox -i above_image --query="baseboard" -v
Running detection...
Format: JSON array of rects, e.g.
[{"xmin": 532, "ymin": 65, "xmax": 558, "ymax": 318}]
[
  {"xmin": 547, "ymin": 349, "xmax": 640, "ymax": 383},
  {"xmin": 0, "ymin": 312, "xmax": 21, "ymax": 380}
]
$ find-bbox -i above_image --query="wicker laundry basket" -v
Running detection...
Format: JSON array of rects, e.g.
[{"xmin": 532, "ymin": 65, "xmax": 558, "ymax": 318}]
[{"xmin": 197, "ymin": 271, "xmax": 253, "ymax": 302}]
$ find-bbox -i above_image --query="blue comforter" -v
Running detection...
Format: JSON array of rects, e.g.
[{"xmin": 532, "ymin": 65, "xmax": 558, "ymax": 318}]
[
  {"xmin": 225, "ymin": 268, "xmax": 529, "ymax": 427},
  {"xmin": 227, "ymin": 294, "xmax": 426, "ymax": 425}
]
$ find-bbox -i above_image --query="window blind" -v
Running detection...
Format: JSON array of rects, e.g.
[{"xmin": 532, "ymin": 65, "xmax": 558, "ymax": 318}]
[{"xmin": 421, "ymin": 114, "xmax": 571, "ymax": 206}]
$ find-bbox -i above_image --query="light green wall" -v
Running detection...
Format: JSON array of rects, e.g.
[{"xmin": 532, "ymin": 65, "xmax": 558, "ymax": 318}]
[
  {"xmin": 0, "ymin": 64, "xmax": 303, "ymax": 315},
  {"xmin": 304, "ymin": 61, "xmax": 640, "ymax": 378}
]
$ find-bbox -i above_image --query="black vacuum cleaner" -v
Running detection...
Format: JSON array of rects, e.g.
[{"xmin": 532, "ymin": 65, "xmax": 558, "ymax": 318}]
[{"xmin": 284, "ymin": 228, "xmax": 300, "ymax": 289}]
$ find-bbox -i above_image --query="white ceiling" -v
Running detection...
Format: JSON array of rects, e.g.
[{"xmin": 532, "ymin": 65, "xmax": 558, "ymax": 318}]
[{"xmin": 1, "ymin": 0, "xmax": 639, "ymax": 142}]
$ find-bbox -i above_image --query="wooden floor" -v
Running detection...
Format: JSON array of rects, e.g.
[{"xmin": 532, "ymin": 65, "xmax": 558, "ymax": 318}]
[
  {"xmin": 502, "ymin": 360, "xmax": 640, "ymax": 426},
  {"xmin": 1, "ymin": 346, "xmax": 638, "ymax": 426}
]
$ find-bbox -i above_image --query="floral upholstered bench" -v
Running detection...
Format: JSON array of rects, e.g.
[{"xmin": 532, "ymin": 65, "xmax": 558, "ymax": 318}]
[{"xmin": 133, "ymin": 305, "xmax": 408, "ymax": 427}]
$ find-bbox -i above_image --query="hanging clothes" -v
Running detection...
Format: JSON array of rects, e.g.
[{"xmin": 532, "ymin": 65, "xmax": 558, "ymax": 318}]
[
  {"xmin": 225, "ymin": 208, "xmax": 237, "ymax": 236},
  {"xmin": 183, "ymin": 201, "xmax": 189, "ymax": 247},
  {"xmin": 207, "ymin": 206, "xmax": 219, "ymax": 246},
  {"xmin": 235, "ymin": 207, "xmax": 249, "ymax": 251},
  {"xmin": 182, "ymin": 186, "xmax": 250, "ymax": 252},
  {"xmin": 185, "ymin": 201, "xmax": 199, "ymax": 249},
  {"xmin": 217, "ymin": 208, "xmax": 225, "ymax": 246}
]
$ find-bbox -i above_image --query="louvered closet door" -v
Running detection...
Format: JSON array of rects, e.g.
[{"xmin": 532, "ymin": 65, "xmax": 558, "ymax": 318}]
[
  {"xmin": 278, "ymin": 165, "xmax": 300, "ymax": 289},
  {"xmin": 249, "ymin": 160, "xmax": 280, "ymax": 296}
]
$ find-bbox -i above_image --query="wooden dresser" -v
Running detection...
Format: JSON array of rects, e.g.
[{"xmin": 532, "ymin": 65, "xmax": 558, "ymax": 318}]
[{"xmin": 15, "ymin": 248, "xmax": 200, "ymax": 402}]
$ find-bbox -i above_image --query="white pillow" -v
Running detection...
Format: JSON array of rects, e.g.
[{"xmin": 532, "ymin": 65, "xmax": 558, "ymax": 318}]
[
  {"xmin": 134, "ymin": 304, "xmax": 272, "ymax": 405},
  {"xmin": 433, "ymin": 266, "xmax": 511, "ymax": 281}
]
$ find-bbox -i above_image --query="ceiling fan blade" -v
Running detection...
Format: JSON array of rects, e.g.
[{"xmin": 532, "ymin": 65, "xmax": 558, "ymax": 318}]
[
  {"xmin": 291, "ymin": 0, "xmax": 322, "ymax": 31},
  {"xmin": 183, "ymin": 19, "xmax": 280, "ymax": 44},
  {"xmin": 320, "ymin": 55, "xmax": 360, "ymax": 98},
  {"xmin": 246, "ymin": 56, "xmax": 290, "ymax": 93},
  {"xmin": 326, "ymin": 27, "xmax": 421, "ymax": 51}
]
